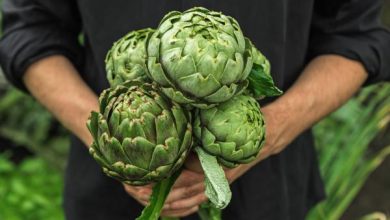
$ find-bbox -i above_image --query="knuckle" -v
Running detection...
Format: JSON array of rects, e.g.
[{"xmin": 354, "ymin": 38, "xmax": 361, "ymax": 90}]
[{"xmin": 183, "ymin": 187, "xmax": 193, "ymax": 197}]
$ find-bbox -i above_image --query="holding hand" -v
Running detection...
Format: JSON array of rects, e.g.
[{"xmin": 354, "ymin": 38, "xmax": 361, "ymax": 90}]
[{"xmin": 123, "ymin": 169, "xmax": 207, "ymax": 218}]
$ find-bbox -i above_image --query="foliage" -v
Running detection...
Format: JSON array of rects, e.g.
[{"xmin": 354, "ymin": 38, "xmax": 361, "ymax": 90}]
[
  {"xmin": 307, "ymin": 83, "xmax": 390, "ymax": 220},
  {"xmin": 0, "ymin": 87, "xmax": 69, "ymax": 170},
  {"xmin": 0, "ymin": 153, "xmax": 64, "ymax": 220}
]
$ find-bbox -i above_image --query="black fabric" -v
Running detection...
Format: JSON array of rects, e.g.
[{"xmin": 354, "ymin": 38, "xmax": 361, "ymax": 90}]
[
  {"xmin": 0, "ymin": 0, "xmax": 84, "ymax": 91},
  {"xmin": 1, "ymin": 0, "xmax": 389, "ymax": 219}
]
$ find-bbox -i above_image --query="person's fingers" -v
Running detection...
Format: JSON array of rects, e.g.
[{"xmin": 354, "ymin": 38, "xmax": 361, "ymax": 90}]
[
  {"xmin": 161, "ymin": 205, "xmax": 199, "ymax": 218},
  {"xmin": 135, "ymin": 198, "xmax": 148, "ymax": 207},
  {"xmin": 123, "ymin": 185, "xmax": 151, "ymax": 203},
  {"xmin": 184, "ymin": 152, "xmax": 204, "ymax": 173},
  {"xmin": 165, "ymin": 192, "xmax": 207, "ymax": 210},
  {"xmin": 138, "ymin": 184, "xmax": 154, "ymax": 189},
  {"xmin": 173, "ymin": 170, "xmax": 204, "ymax": 188},
  {"xmin": 137, "ymin": 187, "xmax": 152, "ymax": 197},
  {"xmin": 165, "ymin": 182, "xmax": 205, "ymax": 203},
  {"xmin": 123, "ymin": 184, "xmax": 138, "ymax": 195}
]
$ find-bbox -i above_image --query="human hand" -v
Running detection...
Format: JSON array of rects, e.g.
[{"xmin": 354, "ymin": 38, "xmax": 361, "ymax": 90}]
[
  {"xmin": 122, "ymin": 169, "xmax": 206, "ymax": 218},
  {"xmin": 123, "ymin": 183, "xmax": 153, "ymax": 206},
  {"xmin": 159, "ymin": 169, "xmax": 207, "ymax": 217}
]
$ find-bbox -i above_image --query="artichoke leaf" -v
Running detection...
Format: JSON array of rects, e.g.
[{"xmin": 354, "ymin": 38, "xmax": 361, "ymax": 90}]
[
  {"xmin": 248, "ymin": 63, "xmax": 282, "ymax": 99},
  {"xmin": 170, "ymin": 105, "xmax": 188, "ymax": 138},
  {"xmin": 161, "ymin": 87, "xmax": 195, "ymax": 104},
  {"xmin": 122, "ymin": 137, "xmax": 155, "ymax": 170},
  {"xmin": 99, "ymin": 133, "xmax": 131, "ymax": 165},
  {"xmin": 195, "ymin": 146, "xmax": 231, "ymax": 209},
  {"xmin": 203, "ymin": 83, "xmax": 237, "ymax": 103},
  {"xmin": 176, "ymin": 73, "xmax": 221, "ymax": 98},
  {"xmin": 87, "ymin": 111, "xmax": 100, "ymax": 144},
  {"xmin": 155, "ymin": 110, "xmax": 179, "ymax": 144},
  {"xmin": 219, "ymin": 54, "xmax": 244, "ymax": 85},
  {"xmin": 147, "ymin": 57, "xmax": 173, "ymax": 87},
  {"xmin": 149, "ymin": 138, "xmax": 180, "ymax": 171},
  {"xmin": 177, "ymin": 126, "xmax": 193, "ymax": 155}
]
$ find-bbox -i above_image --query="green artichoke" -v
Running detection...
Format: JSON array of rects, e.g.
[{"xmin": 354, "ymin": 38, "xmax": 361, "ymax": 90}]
[
  {"xmin": 87, "ymin": 81, "xmax": 193, "ymax": 185},
  {"xmin": 250, "ymin": 42, "xmax": 270, "ymax": 74},
  {"xmin": 147, "ymin": 7, "xmax": 254, "ymax": 109},
  {"xmin": 194, "ymin": 95, "xmax": 265, "ymax": 168},
  {"xmin": 106, "ymin": 28, "xmax": 154, "ymax": 87}
]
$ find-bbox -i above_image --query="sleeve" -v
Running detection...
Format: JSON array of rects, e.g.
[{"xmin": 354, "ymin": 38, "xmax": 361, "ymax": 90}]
[
  {"xmin": 308, "ymin": 0, "xmax": 390, "ymax": 84},
  {"xmin": 0, "ymin": 0, "xmax": 83, "ymax": 91}
]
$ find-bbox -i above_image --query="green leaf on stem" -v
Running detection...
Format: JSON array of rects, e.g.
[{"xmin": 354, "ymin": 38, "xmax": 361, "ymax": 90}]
[{"xmin": 194, "ymin": 147, "xmax": 231, "ymax": 209}]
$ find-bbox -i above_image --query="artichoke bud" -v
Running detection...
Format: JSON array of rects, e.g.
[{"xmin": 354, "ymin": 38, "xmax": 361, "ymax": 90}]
[
  {"xmin": 194, "ymin": 95, "xmax": 265, "ymax": 168},
  {"xmin": 105, "ymin": 28, "xmax": 155, "ymax": 87},
  {"xmin": 87, "ymin": 80, "xmax": 193, "ymax": 185},
  {"xmin": 147, "ymin": 7, "xmax": 254, "ymax": 109}
]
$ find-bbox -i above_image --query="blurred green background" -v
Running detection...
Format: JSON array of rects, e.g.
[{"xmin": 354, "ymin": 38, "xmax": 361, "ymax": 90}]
[{"xmin": 0, "ymin": 2, "xmax": 389, "ymax": 220}]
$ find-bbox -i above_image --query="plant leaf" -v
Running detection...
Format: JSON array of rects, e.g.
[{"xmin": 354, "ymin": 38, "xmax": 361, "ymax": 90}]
[
  {"xmin": 195, "ymin": 147, "xmax": 231, "ymax": 209},
  {"xmin": 247, "ymin": 63, "xmax": 282, "ymax": 99}
]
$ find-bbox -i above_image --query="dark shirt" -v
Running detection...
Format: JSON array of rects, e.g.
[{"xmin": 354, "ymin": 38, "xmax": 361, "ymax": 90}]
[{"xmin": 1, "ymin": 1, "xmax": 389, "ymax": 220}]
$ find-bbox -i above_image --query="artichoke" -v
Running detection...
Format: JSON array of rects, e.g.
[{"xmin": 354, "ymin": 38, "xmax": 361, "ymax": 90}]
[
  {"xmin": 194, "ymin": 95, "xmax": 265, "ymax": 168},
  {"xmin": 87, "ymin": 81, "xmax": 193, "ymax": 185},
  {"xmin": 250, "ymin": 42, "xmax": 270, "ymax": 73},
  {"xmin": 106, "ymin": 28, "xmax": 154, "ymax": 87},
  {"xmin": 147, "ymin": 7, "xmax": 254, "ymax": 109}
]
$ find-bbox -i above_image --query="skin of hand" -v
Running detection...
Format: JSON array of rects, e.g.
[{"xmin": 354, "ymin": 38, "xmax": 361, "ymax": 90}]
[
  {"xmin": 155, "ymin": 54, "xmax": 368, "ymax": 217},
  {"xmin": 23, "ymin": 54, "xmax": 368, "ymax": 218},
  {"xmin": 123, "ymin": 169, "xmax": 206, "ymax": 217}
]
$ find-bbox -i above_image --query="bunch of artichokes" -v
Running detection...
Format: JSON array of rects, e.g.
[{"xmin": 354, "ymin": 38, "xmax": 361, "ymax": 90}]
[{"xmin": 87, "ymin": 6, "xmax": 281, "ymax": 220}]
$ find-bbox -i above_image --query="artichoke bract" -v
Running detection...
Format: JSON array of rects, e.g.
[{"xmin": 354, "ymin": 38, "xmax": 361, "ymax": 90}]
[
  {"xmin": 106, "ymin": 28, "xmax": 154, "ymax": 87},
  {"xmin": 87, "ymin": 81, "xmax": 192, "ymax": 185},
  {"xmin": 194, "ymin": 95, "xmax": 265, "ymax": 168},
  {"xmin": 147, "ymin": 7, "xmax": 253, "ymax": 109}
]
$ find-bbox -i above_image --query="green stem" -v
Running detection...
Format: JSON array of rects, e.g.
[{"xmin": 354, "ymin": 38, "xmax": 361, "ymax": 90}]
[
  {"xmin": 198, "ymin": 202, "xmax": 222, "ymax": 220},
  {"xmin": 136, "ymin": 170, "xmax": 181, "ymax": 220}
]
